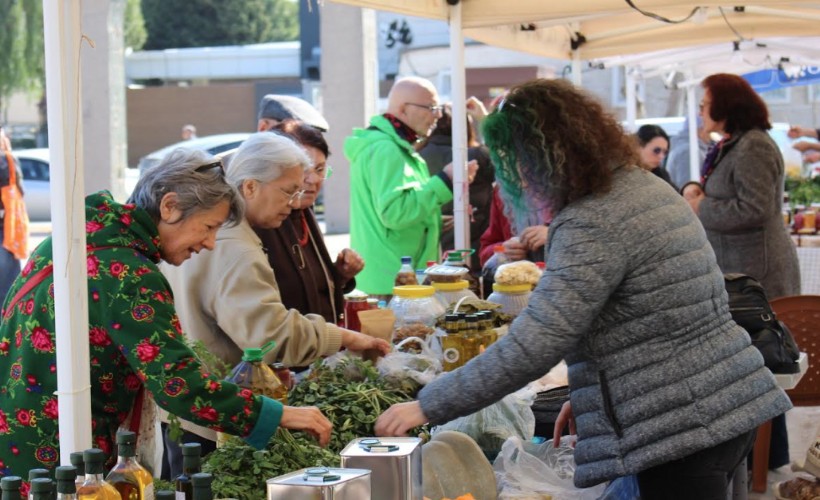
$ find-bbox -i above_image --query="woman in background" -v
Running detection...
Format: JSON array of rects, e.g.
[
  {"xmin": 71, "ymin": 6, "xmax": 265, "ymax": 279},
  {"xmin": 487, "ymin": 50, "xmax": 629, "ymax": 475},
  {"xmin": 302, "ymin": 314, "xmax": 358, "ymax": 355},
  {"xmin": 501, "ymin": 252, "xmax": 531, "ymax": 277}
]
[{"xmin": 635, "ymin": 124, "xmax": 676, "ymax": 190}]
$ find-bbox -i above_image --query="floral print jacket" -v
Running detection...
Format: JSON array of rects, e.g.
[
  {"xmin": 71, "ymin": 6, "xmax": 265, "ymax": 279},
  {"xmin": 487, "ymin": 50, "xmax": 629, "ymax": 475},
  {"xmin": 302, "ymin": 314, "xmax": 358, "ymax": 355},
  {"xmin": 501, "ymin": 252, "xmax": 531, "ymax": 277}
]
[{"xmin": 0, "ymin": 191, "xmax": 281, "ymax": 479}]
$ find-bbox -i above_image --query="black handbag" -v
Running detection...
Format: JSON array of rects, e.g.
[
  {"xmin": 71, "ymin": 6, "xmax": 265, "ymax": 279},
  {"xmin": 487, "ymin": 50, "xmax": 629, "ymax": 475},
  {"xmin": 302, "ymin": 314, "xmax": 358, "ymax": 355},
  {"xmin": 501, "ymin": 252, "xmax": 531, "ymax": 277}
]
[{"xmin": 724, "ymin": 273, "xmax": 801, "ymax": 374}]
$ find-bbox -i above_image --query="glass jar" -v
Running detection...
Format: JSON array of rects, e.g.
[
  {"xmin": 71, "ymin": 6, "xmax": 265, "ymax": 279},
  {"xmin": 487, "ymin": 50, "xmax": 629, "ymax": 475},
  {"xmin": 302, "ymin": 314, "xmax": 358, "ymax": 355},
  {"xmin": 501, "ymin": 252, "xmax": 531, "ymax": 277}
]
[
  {"xmin": 431, "ymin": 280, "xmax": 478, "ymax": 308},
  {"xmin": 487, "ymin": 283, "xmax": 532, "ymax": 317},
  {"xmin": 388, "ymin": 285, "xmax": 445, "ymax": 343},
  {"xmin": 343, "ymin": 290, "xmax": 370, "ymax": 331}
]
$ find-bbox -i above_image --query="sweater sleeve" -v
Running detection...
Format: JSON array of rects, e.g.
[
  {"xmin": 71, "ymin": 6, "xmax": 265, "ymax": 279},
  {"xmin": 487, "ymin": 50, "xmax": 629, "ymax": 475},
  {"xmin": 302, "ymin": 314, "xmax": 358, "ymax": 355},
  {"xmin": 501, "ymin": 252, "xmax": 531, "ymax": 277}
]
[
  {"xmin": 418, "ymin": 215, "xmax": 628, "ymax": 424},
  {"xmin": 107, "ymin": 270, "xmax": 282, "ymax": 448},
  {"xmin": 698, "ymin": 134, "xmax": 782, "ymax": 232},
  {"xmin": 208, "ymin": 242, "xmax": 343, "ymax": 366},
  {"xmin": 478, "ymin": 189, "xmax": 512, "ymax": 267},
  {"xmin": 367, "ymin": 141, "xmax": 453, "ymax": 230}
]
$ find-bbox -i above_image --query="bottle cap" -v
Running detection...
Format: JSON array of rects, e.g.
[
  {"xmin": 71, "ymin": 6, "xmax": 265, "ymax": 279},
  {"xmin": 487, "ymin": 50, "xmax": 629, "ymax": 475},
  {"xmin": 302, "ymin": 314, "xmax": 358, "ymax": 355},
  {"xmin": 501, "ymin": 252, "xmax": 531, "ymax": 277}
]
[
  {"xmin": 191, "ymin": 472, "xmax": 213, "ymax": 488},
  {"xmin": 181, "ymin": 442, "xmax": 203, "ymax": 457},
  {"xmin": 54, "ymin": 466, "xmax": 77, "ymax": 494},
  {"xmin": 400, "ymin": 256, "xmax": 412, "ymax": 264},
  {"xmin": 494, "ymin": 245, "xmax": 505, "ymax": 252},
  {"xmin": 156, "ymin": 491, "xmax": 176, "ymax": 500},
  {"xmin": 535, "ymin": 261, "xmax": 546, "ymax": 270},
  {"xmin": 426, "ymin": 260, "xmax": 437, "ymax": 267},
  {"xmin": 30, "ymin": 478, "xmax": 53, "ymax": 494},
  {"xmin": 28, "ymin": 469, "xmax": 49, "ymax": 481},
  {"xmin": 82, "ymin": 448, "xmax": 106, "ymax": 474},
  {"xmin": 242, "ymin": 341, "xmax": 276, "ymax": 362},
  {"xmin": 69, "ymin": 451, "xmax": 85, "ymax": 476},
  {"xmin": 116, "ymin": 429, "xmax": 136, "ymax": 445},
  {"xmin": 1, "ymin": 477, "xmax": 23, "ymax": 491}
]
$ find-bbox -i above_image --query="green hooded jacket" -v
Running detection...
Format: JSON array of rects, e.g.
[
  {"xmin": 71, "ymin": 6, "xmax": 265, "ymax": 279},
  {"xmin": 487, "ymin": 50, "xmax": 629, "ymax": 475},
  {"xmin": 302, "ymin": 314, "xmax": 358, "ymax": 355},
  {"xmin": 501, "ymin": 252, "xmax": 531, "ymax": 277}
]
[{"xmin": 344, "ymin": 115, "xmax": 453, "ymax": 295}]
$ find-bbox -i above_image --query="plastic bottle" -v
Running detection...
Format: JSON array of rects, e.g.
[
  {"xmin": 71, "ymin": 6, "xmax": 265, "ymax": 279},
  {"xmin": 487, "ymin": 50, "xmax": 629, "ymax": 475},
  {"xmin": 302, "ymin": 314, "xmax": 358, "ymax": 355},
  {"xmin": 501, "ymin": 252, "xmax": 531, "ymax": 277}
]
[
  {"xmin": 190, "ymin": 475, "xmax": 212, "ymax": 500},
  {"xmin": 1, "ymin": 477, "xmax": 23, "ymax": 500},
  {"xmin": 54, "ymin": 469, "xmax": 77, "ymax": 500},
  {"xmin": 173, "ymin": 443, "xmax": 201, "ymax": 500},
  {"xmin": 29, "ymin": 479, "xmax": 53, "ymax": 500},
  {"xmin": 106, "ymin": 430, "xmax": 154, "ymax": 500},
  {"xmin": 77, "ymin": 448, "xmax": 121, "ymax": 500},
  {"xmin": 69, "ymin": 453, "xmax": 85, "ymax": 493},
  {"xmin": 493, "ymin": 245, "xmax": 507, "ymax": 265},
  {"xmin": 394, "ymin": 256, "xmax": 418, "ymax": 286},
  {"xmin": 55, "ymin": 466, "xmax": 78, "ymax": 500},
  {"xmin": 225, "ymin": 341, "xmax": 287, "ymax": 404}
]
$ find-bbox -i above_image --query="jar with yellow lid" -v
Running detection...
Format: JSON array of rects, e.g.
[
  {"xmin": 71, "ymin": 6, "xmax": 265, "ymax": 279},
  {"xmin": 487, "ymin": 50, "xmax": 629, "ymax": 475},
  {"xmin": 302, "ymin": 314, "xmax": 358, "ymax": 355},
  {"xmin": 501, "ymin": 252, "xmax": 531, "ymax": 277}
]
[
  {"xmin": 388, "ymin": 285, "xmax": 445, "ymax": 343},
  {"xmin": 486, "ymin": 283, "xmax": 532, "ymax": 317},
  {"xmin": 431, "ymin": 280, "xmax": 478, "ymax": 308}
]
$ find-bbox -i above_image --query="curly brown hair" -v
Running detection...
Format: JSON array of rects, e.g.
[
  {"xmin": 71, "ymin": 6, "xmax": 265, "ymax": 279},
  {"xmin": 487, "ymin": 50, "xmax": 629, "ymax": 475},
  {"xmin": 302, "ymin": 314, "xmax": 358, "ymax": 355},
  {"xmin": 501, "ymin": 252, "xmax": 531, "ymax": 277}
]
[
  {"xmin": 702, "ymin": 73, "xmax": 771, "ymax": 134},
  {"xmin": 482, "ymin": 78, "xmax": 637, "ymax": 215}
]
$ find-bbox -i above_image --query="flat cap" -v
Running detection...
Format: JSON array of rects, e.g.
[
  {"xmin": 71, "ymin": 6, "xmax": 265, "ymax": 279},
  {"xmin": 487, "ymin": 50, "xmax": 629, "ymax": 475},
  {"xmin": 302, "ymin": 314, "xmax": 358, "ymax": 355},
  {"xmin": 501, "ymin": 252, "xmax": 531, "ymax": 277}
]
[{"xmin": 258, "ymin": 94, "xmax": 329, "ymax": 132}]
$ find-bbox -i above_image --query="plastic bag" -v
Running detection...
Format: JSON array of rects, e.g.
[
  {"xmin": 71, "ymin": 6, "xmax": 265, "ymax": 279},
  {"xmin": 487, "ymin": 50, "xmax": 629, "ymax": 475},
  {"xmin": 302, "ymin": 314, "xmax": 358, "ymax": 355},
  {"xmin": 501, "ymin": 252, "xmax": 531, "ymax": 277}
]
[
  {"xmin": 432, "ymin": 387, "xmax": 536, "ymax": 458},
  {"xmin": 377, "ymin": 336, "xmax": 442, "ymax": 388},
  {"xmin": 493, "ymin": 436, "xmax": 605, "ymax": 500}
]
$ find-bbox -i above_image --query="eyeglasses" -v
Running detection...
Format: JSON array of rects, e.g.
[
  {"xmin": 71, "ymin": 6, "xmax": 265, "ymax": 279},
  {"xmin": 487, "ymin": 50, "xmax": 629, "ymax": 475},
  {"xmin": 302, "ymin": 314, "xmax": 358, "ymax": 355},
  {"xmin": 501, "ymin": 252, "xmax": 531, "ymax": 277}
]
[
  {"xmin": 406, "ymin": 102, "xmax": 444, "ymax": 114},
  {"xmin": 496, "ymin": 95, "xmax": 517, "ymax": 113},
  {"xmin": 699, "ymin": 100, "xmax": 711, "ymax": 111},
  {"xmin": 278, "ymin": 187, "xmax": 306, "ymax": 206},
  {"xmin": 308, "ymin": 164, "xmax": 333, "ymax": 180},
  {"xmin": 195, "ymin": 160, "xmax": 224, "ymax": 176},
  {"xmin": 652, "ymin": 147, "xmax": 669, "ymax": 156}
]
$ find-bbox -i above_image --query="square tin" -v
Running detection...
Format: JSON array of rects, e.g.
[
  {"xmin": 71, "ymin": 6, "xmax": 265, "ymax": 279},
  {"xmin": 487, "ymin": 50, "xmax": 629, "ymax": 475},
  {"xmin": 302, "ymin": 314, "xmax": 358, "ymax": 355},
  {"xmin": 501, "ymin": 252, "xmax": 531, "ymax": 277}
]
[
  {"xmin": 340, "ymin": 437, "xmax": 422, "ymax": 500},
  {"xmin": 266, "ymin": 467, "xmax": 371, "ymax": 499}
]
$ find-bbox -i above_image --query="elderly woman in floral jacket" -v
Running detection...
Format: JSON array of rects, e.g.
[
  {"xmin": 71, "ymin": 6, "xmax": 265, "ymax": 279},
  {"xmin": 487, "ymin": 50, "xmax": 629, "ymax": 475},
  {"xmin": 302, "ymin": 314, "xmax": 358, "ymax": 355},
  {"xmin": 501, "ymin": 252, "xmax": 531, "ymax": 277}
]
[{"xmin": 0, "ymin": 149, "xmax": 331, "ymax": 479}]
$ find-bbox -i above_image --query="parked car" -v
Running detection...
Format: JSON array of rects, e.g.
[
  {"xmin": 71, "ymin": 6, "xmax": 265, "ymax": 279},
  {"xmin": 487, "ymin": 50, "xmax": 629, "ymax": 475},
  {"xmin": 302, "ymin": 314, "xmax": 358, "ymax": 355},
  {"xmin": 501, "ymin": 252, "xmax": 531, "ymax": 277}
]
[
  {"xmin": 14, "ymin": 148, "xmax": 51, "ymax": 222},
  {"xmin": 137, "ymin": 133, "xmax": 251, "ymax": 176}
]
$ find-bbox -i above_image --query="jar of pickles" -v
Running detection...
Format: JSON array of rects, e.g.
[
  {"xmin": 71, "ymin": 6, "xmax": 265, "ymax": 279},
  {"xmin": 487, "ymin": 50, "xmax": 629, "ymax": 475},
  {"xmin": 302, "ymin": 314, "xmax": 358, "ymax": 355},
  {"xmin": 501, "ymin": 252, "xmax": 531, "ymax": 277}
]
[
  {"xmin": 388, "ymin": 285, "xmax": 445, "ymax": 343},
  {"xmin": 487, "ymin": 283, "xmax": 532, "ymax": 317}
]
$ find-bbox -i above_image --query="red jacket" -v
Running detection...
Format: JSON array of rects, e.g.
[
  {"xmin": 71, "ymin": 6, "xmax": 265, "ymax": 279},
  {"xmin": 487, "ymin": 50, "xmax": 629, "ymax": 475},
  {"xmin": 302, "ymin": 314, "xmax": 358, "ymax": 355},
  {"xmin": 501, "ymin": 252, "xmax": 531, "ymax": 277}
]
[{"xmin": 478, "ymin": 186, "xmax": 513, "ymax": 267}]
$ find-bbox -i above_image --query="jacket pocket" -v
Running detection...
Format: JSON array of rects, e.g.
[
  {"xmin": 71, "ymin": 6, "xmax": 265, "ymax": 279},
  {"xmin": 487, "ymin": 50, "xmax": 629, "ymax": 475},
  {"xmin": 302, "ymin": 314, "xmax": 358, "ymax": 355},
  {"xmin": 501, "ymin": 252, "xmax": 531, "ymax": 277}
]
[{"xmin": 598, "ymin": 370, "xmax": 623, "ymax": 438}]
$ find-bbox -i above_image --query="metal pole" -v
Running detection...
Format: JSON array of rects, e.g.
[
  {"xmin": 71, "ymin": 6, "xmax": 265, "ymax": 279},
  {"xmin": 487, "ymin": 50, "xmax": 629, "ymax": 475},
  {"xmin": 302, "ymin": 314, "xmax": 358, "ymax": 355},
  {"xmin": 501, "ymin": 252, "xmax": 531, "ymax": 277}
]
[{"xmin": 449, "ymin": 1, "xmax": 469, "ymax": 253}]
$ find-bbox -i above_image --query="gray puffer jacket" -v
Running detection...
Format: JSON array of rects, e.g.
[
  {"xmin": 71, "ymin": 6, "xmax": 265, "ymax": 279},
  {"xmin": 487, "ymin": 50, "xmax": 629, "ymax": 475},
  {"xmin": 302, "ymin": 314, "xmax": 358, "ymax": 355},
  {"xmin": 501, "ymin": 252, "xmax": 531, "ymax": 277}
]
[{"xmin": 418, "ymin": 166, "xmax": 792, "ymax": 487}]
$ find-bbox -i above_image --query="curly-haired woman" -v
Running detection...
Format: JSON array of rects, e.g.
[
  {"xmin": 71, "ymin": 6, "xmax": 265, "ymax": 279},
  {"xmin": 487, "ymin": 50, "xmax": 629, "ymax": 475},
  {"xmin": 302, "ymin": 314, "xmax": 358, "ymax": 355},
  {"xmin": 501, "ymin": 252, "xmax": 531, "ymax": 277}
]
[{"xmin": 375, "ymin": 79, "xmax": 791, "ymax": 499}]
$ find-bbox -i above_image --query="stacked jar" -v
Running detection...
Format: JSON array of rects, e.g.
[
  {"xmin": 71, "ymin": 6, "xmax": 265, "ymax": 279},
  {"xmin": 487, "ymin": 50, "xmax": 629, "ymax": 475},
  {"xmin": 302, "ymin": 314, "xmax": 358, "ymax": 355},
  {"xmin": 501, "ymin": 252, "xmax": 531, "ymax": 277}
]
[
  {"xmin": 487, "ymin": 283, "xmax": 532, "ymax": 317},
  {"xmin": 388, "ymin": 285, "xmax": 445, "ymax": 344}
]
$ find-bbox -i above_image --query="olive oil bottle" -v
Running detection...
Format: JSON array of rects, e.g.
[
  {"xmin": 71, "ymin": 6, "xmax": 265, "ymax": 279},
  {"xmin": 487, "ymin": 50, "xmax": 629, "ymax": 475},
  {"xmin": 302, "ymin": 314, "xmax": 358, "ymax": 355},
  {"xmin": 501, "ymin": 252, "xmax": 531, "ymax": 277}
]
[
  {"xmin": 55, "ymin": 466, "xmax": 78, "ymax": 500},
  {"xmin": 174, "ymin": 443, "xmax": 201, "ymax": 500},
  {"xmin": 190, "ymin": 475, "xmax": 212, "ymax": 500},
  {"xmin": 77, "ymin": 449, "xmax": 121, "ymax": 500},
  {"xmin": 106, "ymin": 431, "xmax": 154, "ymax": 500},
  {"xmin": 440, "ymin": 313, "xmax": 464, "ymax": 371},
  {"xmin": 1, "ymin": 476, "xmax": 23, "ymax": 500}
]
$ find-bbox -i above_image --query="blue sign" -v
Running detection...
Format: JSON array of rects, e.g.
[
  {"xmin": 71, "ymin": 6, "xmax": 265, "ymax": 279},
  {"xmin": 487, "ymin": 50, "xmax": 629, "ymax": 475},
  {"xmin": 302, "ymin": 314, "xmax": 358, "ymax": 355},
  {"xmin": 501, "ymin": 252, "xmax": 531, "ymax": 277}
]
[{"xmin": 743, "ymin": 66, "xmax": 820, "ymax": 93}]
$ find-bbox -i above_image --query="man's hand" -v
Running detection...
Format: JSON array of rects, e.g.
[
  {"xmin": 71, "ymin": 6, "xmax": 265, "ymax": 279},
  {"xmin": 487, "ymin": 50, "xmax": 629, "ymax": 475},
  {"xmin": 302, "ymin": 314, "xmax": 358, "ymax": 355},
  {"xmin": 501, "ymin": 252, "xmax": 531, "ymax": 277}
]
[
  {"xmin": 442, "ymin": 160, "xmax": 479, "ymax": 183},
  {"xmin": 793, "ymin": 140, "xmax": 820, "ymax": 153},
  {"xmin": 375, "ymin": 401, "xmax": 428, "ymax": 437},
  {"xmin": 788, "ymin": 125, "xmax": 818, "ymax": 140},
  {"xmin": 335, "ymin": 248, "xmax": 364, "ymax": 281},
  {"xmin": 553, "ymin": 401, "xmax": 575, "ymax": 448},
  {"xmin": 682, "ymin": 183, "xmax": 705, "ymax": 215},
  {"xmin": 519, "ymin": 225, "xmax": 548, "ymax": 251},
  {"xmin": 279, "ymin": 406, "xmax": 333, "ymax": 447},
  {"xmin": 466, "ymin": 96, "xmax": 488, "ymax": 124},
  {"xmin": 341, "ymin": 329, "xmax": 391, "ymax": 355},
  {"xmin": 441, "ymin": 215, "xmax": 455, "ymax": 232}
]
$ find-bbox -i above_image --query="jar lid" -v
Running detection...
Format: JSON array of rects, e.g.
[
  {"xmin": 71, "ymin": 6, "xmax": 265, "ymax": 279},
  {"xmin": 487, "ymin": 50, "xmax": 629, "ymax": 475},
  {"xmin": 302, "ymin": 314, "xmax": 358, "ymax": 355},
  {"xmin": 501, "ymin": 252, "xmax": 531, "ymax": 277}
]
[
  {"xmin": 344, "ymin": 290, "xmax": 369, "ymax": 301},
  {"xmin": 393, "ymin": 285, "xmax": 436, "ymax": 298},
  {"xmin": 492, "ymin": 283, "xmax": 532, "ymax": 293},
  {"xmin": 431, "ymin": 280, "xmax": 469, "ymax": 291}
]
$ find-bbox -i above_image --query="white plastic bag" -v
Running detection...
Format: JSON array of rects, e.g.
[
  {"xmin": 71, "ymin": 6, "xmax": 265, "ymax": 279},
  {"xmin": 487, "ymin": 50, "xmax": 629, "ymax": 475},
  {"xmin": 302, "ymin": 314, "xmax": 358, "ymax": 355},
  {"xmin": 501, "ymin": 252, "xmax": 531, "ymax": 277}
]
[
  {"xmin": 377, "ymin": 336, "xmax": 443, "ymax": 387},
  {"xmin": 493, "ymin": 436, "xmax": 606, "ymax": 500},
  {"xmin": 432, "ymin": 387, "xmax": 536, "ymax": 456}
]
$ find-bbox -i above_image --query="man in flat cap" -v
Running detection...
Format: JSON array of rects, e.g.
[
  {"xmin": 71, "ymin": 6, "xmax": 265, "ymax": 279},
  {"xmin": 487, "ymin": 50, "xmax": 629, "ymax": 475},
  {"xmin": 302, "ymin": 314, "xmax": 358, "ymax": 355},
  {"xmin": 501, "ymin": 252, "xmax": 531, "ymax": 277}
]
[{"xmin": 257, "ymin": 94, "xmax": 329, "ymax": 133}]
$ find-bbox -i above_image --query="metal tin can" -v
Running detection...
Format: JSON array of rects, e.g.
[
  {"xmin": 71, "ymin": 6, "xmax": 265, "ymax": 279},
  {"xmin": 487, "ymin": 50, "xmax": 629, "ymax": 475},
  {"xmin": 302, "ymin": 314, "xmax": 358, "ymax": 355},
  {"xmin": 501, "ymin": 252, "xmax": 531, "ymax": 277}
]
[
  {"xmin": 266, "ymin": 467, "xmax": 371, "ymax": 500},
  {"xmin": 340, "ymin": 437, "xmax": 423, "ymax": 500}
]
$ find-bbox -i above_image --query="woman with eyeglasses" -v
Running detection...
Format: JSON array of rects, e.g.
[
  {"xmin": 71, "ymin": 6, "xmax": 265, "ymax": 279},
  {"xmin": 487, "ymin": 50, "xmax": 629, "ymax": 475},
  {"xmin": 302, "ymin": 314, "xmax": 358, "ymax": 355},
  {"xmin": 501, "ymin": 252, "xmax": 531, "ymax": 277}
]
[
  {"xmin": 160, "ymin": 132, "xmax": 390, "ymax": 476},
  {"xmin": 0, "ymin": 147, "xmax": 333, "ymax": 475},
  {"xmin": 253, "ymin": 120, "xmax": 363, "ymax": 325},
  {"xmin": 635, "ymin": 124, "xmax": 676, "ymax": 190},
  {"xmin": 375, "ymin": 79, "xmax": 791, "ymax": 499}
]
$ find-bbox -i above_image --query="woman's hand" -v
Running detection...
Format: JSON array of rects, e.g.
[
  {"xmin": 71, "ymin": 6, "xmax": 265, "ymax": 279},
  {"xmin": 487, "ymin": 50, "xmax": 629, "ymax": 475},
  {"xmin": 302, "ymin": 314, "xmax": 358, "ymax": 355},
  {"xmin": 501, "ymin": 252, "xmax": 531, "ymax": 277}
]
[
  {"xmin": 682, "ymin": 183, "xmax": 705, "ymax": 215},
  {"xmin": 466, "ymin": 96, "xmax": 488, "ymax": 124},
  {"xmin": 280, "ymin": 405, "xmax": 333, "ymax": 447},
  {"xmin": 553, "ymin": 401, "xmax": 575, "ymax": 448},
  {"xmin": 442, "ymin": 160, "xmax": 479, "ymax": 183},
  {"xmin": 792, "ymin": 140, "xmax": 820, "ymax": 153},
  {"xmin": 502, "ymin": 237, "xmax": 528, "ymax": 261},
  {"xmin": 788, "ymin": 125, "xmax": 818, "ymax": 140},
  {"xmin": 375, "ymin": 401, "xmax": 428, "ymax": 436},
  {"xmin": 519, "ymin": 225, "xmax": 549, "ymax": 251},
  {"xmin": 335, "ymin": 248, "xmax": 364, "ymax": 281},
  {"xmin": 341, "ymin": 329, "xmax": 391, "ymax": 355}
]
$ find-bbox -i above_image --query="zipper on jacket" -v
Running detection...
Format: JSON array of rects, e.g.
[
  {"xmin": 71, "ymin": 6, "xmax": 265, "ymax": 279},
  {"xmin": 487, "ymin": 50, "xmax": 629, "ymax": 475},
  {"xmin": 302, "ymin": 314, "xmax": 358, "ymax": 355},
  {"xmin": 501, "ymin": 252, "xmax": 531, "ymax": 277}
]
[{"xmin": 598, "ymin": 370, "xmax": 624, "ymax": 438}]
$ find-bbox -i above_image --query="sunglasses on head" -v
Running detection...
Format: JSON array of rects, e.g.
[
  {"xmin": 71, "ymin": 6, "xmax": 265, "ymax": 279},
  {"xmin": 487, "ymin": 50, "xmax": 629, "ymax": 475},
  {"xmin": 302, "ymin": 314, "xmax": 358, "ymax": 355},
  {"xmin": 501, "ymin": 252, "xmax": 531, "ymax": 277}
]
[{"xmin": 194, "ymin": 160, "xmax": 225, "ymax": 176}]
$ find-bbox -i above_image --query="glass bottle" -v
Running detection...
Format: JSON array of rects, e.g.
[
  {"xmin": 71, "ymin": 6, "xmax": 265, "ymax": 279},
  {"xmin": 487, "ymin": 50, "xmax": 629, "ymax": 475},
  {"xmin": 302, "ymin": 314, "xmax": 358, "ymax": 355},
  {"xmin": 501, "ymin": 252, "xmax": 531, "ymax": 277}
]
[
  {"xmin": 154, "ymin": 493, "xmax": 174, "ymax": 500},
  {"xmin": 225, "ymin": 342, "xmax": 287, "ymax": 404},
  {"xmin": 29, "ymin": 479, "xmax": 53, "ymax": 500},
  {"xmin": 479, "ymin": 311, "xmax": 498, "ymax": 348},
  {"xmin": 69, "ymin": 453, "xmax": 85, "ymax": 492},
  {"xmin": 394, "ymin": 256, "xmax": 418, "ymax": 286},
  {"xmin": 1, "ymin": 477, "xmax": 23, "ymax": 500},
  {"xmin": 77, "ymin": 448, "xmax": 121, "ymax": 500},
  {"xmin": 190, "ymin": 475, "xmax": 212, "ymax": 500},
  {"xmin": 55, "ymin": 466, "xmax": 78, "ymax": 500},
  {"xmin": 27, "ymin": 471, "xmax": 49, "ymax": 500},
  {"xmin": 106, "ymin": 430, "xmax": 154, "ymax": 500},
  {"xmin": 461, "ymin": 314, "xmax": 480, "ymax": 363},
  {"xmin": 173, "ymin": 443, "xmax": 201, "ymax": 500},
  {"xmin": 440, "ymin": 313, "xmax": 464, "ymax": 372}
]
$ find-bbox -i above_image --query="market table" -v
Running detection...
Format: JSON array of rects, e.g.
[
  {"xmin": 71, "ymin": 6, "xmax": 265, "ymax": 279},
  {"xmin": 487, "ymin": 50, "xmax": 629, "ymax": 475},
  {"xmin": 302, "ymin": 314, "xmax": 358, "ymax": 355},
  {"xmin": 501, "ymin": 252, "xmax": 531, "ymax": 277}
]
[{"xmin": 796, "ymin": 246, "xmax": 820, "ymax": 295}]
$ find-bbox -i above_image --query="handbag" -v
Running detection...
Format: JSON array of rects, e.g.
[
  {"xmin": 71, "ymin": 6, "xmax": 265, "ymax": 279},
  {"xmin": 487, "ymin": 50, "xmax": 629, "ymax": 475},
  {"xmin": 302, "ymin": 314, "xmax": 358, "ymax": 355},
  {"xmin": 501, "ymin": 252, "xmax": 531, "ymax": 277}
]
[{"xmin": 1, "ymin": 150, "xmax": 29, "ymax": 259}]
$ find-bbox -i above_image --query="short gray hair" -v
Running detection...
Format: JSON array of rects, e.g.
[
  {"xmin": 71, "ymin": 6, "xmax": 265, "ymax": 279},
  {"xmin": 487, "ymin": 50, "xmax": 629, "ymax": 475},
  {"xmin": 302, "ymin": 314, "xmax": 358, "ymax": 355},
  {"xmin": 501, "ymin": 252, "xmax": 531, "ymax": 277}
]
[
  {"xmin": 127, "ymin": 148, "xmax": 243, "ymax": 225},
  {"xmin": 226, "ymin": 132, "xmax": 311, "ymax": 192}
]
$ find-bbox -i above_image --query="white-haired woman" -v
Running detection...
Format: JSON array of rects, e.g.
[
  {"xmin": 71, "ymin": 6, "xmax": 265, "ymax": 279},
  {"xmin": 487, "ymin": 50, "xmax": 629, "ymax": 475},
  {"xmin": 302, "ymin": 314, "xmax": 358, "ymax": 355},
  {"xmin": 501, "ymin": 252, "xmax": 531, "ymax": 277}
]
[
  {"xmin": 161, "ymin": 132, "xmax": 390, "ymax": 475},
  {"xmin": 0, "ymin": 148, "xmax": 332, "ymax": 475}
]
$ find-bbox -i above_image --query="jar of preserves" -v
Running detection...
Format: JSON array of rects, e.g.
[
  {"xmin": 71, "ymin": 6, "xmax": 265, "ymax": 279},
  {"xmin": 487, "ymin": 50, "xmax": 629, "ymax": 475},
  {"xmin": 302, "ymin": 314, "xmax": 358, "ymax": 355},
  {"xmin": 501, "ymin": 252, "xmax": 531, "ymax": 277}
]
[
  {"xmin": 343, "ymin": 290, "xmax": 370, "ymax": 331},
  {"xmin": 487, "ymin": 283, "xmax": 532, "ymax": 317},
  {"xmin": 388, "ymin": 285, "xmax": 445, "ymax": 343}
]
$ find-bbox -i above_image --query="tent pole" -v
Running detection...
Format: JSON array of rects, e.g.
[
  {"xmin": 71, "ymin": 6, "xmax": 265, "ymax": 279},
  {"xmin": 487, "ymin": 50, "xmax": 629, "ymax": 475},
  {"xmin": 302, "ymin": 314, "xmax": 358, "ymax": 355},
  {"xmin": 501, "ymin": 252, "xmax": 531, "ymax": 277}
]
[
  {"xmin": 43, "ymin": 0, "xmax": 93, "ymax": 462},
  {"xmin": 449, "ymin": 0, "xmax": 469, "ymax": 254},
  {"xmin": 625, "ymin": 66, "xmax": 637, "ymax": 131},
  {"xmin": 686, "ymin": 70, "xmax": 699, "ymax": 183},
  {"xmin": 572, "ymin": 49, "xmax": 582, "ymax": 86}
]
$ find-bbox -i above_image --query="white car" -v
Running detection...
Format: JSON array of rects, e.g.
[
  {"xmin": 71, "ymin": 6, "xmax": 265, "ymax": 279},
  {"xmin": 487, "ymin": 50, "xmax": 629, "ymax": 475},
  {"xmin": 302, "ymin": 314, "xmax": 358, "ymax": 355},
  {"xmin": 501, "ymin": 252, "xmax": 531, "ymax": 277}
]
[
  {"xmin": 137, "ymin": 133, "xmax": 251, "ymax": 176},
  {"xmin": 14, "ymin": 148, "xmax": 51, "ymax": 222}
]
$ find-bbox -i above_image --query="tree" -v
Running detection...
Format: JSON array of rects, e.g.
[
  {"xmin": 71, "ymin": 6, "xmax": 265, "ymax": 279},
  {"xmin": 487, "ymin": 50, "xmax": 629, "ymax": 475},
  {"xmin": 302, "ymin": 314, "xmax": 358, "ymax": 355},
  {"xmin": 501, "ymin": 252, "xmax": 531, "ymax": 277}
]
[
  {"xmin": 142, "ymin": 0, "xmax": 298, "ymax": 50},
  {"xmin": 0, "ymin": 0, "xmax": 44, "ymax": 118},
  {"xmin": 124, "ymin": 0, "xmax": 148, "ymax": 51}
]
